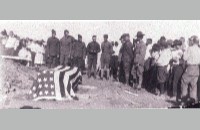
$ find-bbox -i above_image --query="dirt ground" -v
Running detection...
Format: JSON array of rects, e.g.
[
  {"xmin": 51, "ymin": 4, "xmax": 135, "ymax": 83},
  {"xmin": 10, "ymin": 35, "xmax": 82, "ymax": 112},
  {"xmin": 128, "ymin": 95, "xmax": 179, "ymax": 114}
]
[{"xmin": 0, "ymin": 59, "xmax": 174, "ymax": 109}]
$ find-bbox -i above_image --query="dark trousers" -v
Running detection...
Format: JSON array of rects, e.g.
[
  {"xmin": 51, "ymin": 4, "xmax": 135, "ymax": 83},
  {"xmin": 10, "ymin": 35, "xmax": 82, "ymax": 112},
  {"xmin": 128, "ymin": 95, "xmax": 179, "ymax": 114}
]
[
  {"xmin": 47, "ymin": 55, "xmax": 58, "ymax": 68},
  {"xmin": 171, "ymin": 65, "xmax": 184, "ymax": 97},
  {"xmin": 110, "ymin": 56, "xmax": 119, "ymax": 80},
  {"xmin": 157, "ymin": 66, "xmax": 168, "ymax": 95},
  {"xmin": 118, "ymin": 61, "xmax": 126, "ymax": 83},
  {"xmin": 60, "ymin": 54, "xmax": 70, "ymax": 66},
  {"xmin": 122, "ymin": 60, "xmax": 132, "ymax": 85},
  {"xmin": 143, "ymin": 58, "xmax": 153, "ymax": 90},
  {"xmin": 87, "ymin": 55, "xmax": 97, "ymax": 78},
  {"xmin": 73, "ymin": 57, "xmax": 84, "ymax": 71},
  {"xmin": 149, "ymin": 65, "xmax": 158, "ymax": 92}
]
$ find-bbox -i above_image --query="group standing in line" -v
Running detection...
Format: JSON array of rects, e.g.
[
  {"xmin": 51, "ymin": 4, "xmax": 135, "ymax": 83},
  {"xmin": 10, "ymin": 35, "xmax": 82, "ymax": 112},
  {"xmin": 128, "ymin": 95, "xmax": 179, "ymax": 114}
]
[{"xmin": 1, "ymin": 28, "xmax": 200, "ymax": 106}]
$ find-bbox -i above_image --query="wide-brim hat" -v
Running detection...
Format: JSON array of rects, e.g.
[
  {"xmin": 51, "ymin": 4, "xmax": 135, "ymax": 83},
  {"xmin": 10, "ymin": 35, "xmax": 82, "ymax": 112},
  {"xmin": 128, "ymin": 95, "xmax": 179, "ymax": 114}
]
[{"xmin": 119, "ymin": 33, "xmax": 126, "ymax": 40}]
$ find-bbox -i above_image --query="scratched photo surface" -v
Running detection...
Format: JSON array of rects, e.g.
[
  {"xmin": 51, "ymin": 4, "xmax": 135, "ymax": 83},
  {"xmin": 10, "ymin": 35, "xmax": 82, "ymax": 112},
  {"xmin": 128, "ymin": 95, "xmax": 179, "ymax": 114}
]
[{"xmin": 0, "ymin": 20, "xmax": 200, "ymax": 109}]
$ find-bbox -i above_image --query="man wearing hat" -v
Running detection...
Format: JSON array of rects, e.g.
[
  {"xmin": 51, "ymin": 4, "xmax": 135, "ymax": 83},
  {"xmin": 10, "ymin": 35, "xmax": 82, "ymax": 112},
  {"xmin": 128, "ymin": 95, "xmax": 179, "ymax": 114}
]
[
  {"xmin": 120, "ymin": 33, "xmax": 134, "ymax": 86},
  {"xmin": 118, "ymin": 34, "xmax": 126, "ymax": 83},
  {"xmin": 131, "ymin": 31, "xmax": 146, "ymax": 90},
  {"xmin": 72, "ymin": 34, "xmax": 86, "ymax": 73},
  {"xmin": 46, "ymin": 29, "xmax": 60, "ymax": 68},
  {"xmin": 86, "ymin": 35, "xmax": 100, "ymax": 79},
  {"xmin": 100, "ymin": 34, "xmax": 113, "ymax": 80},
  {"xmin": 170, "ymin": 39, "xmax": 184, "ymax": 100},
  {"xmin": 181, "ymin": 36, "xmax": 200, "ymax": 105},
  {"xmin": 60, "ymin": 29, "xmax": 74, "ymax": 66}
]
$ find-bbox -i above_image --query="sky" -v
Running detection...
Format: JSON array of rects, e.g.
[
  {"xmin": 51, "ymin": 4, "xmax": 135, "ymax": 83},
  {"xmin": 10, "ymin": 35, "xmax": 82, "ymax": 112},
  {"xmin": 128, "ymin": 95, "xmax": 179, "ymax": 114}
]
[{"xmin": 0, "ymin": 20, "xmax": 200, "ymax": 45}]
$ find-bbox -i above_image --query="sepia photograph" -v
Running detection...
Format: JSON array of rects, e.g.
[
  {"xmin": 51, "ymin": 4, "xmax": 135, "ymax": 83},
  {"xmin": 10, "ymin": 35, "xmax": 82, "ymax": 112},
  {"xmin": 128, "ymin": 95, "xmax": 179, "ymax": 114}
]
[{"xmin": 0, "ymin": 20, "xmax": 200, "ymax": 109}]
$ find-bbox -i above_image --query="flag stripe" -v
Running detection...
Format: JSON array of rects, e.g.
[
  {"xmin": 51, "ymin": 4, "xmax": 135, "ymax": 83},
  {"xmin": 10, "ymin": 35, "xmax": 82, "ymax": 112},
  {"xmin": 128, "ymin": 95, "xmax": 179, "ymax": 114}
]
[
  {"xmin": 72, "ymin": 75, "xmax": 82, "ymax": 90},
  {"xmin": 59, "ymin": 66, "xmax": 73, "ymax": 97},
  {"xmin": 64, "ymin": 67, "xmax": 78, "ymax": 95},
  {"xmin": 54, "ymin": 69, "xmax": 62, "ymax": 100},
  {"xmin": 54, "ymin": 66, "xmax": 70, "ymax": 99},
  {"xmin": 59, "ymin": 70, "xmax": 66, "ymax": 97}
]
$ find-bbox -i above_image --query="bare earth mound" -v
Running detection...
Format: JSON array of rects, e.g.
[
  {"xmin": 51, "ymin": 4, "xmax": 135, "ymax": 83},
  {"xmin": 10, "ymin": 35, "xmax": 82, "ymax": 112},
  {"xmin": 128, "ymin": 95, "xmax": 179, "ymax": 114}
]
[{"xmin": 0, "ymin": 59, "xmax": 173, "ymax": 109}]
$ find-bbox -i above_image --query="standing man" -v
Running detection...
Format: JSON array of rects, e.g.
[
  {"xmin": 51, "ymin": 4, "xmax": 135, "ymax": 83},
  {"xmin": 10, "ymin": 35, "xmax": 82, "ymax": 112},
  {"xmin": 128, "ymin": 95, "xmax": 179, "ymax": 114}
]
[
  {"xmin": 121, "ymin": 33, "xmax": 134, "ymax": 86},
  {"xmin": 46, "ymin": 29, "xmax": 60, "ymax": 68},
  {"xmin": 100, "ymin": 34, "xmax": 113, "ymax": 80},
  {"xmin": 72, "ymin": 34, "xmax": 86, "ymax": 73},
  {"xmin": 181, "ymin": 36, "xmax": 200, "ymax": 105},
  {"xmin": 170, "ymin": 40, "xmax": 184, "ymax": 100},
  {"xmin": 110, "ymin": 41, "xmax": 121, "ymax": 81},
  {"xmin": 60, "ymin": 29, "xmax": 74, "ymax": 66},
  {"xmin": 87, "ymin": 35, "xmax": 100, "ymax": 79},
  {"xmin": 143, "ymin": 38, "xmax": 153, "ymax": 89},
  {"xmin": 132, "ymin": 31, "xmax": 147, "ymax": 90},
  {"xmin": 156, "ymin": 41, "xmax": 172, "ymax": 96},
  {"xmin": 118, "ymin": 34, "xmax": 126, "ymax": 83}
]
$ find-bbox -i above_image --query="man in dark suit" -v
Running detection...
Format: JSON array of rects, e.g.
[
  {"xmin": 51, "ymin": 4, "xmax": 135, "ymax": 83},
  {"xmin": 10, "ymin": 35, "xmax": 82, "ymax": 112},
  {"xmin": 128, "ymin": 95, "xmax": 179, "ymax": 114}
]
[
  {"xmin": 132, "ymin": 31, "xmax": 147, "ymax": 90},
  {"xmin": 60, "ymin": 30, "xmax": 74, "ymax": 66},
  {"xmin": 46, "ymin": 29, "xmax": 60, "ymax": 68},
  {"xmin": 72, "ymin": 34, "xmax": 86, "ymax": 73},
  {"xmin": 87, "ymin": 35, "xmax": 100, "ymax": 79},
  {"xmin": 121, "ymin": 33, "xmax": 134, "ymax": 86},
  {"xmin": 100, "ymin": 34, "xmax": 113, "ymax": 80}
]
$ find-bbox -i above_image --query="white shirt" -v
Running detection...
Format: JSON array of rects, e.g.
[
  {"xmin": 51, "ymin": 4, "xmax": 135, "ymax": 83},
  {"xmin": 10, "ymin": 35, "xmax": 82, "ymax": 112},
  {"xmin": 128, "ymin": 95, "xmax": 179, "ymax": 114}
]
[
  {"xmin": 5, "ymin": 37, "xmax": 16, "ymax": 48},
  {"xmin": 28, "ymin": 42, "xmax": 37, "ymax": 52},
  {"xmin": 1, "ymin": 38, "xmax": 8, "ymax": 46},
  {"xmin": 113, "ymin": 45, "xmax": 121, "ymax": 56},
  {"xmin": 156, "ymin": 48, "xmax": 172, "ymax": 66},
  {"xmin": 183, "ymin": 44, "xmax": 200, "ymax": 65},
  {"xmin": 18, "ymin": 47, "xmax": 31, "ymax": 61},
  {"xmin": 144, "ymin": 44, "xmax": 153, "ymax": 60},
  {"xmin": 14, "ymin": 39, "xmax": 20, "ymax": 50}
]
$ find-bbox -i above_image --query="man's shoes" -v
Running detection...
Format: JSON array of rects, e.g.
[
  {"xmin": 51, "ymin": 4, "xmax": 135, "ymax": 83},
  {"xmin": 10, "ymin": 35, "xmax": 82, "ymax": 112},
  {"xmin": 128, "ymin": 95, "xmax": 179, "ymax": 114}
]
[{"xmin": 72, "ymin": 96, "xmax": 79, "ymax": 101}]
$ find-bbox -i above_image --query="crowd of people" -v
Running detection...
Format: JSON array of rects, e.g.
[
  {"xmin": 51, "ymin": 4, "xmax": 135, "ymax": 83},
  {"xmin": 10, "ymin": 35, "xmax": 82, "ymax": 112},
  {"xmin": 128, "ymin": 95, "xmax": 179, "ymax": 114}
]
[
  {"xmin": 1, "ymin": 28, "xmax": 200, "ymax": 106},
  {"xmin": 0, "ymin": 30, "xmax": 45, "ymax": 67}
]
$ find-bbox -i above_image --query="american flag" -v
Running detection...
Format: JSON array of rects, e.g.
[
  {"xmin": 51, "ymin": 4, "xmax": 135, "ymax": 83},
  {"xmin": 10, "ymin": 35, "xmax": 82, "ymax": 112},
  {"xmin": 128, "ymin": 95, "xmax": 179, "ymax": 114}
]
[{"xmin": 29, "ymin": 66, "xmax": 82, "ymax": 101}]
